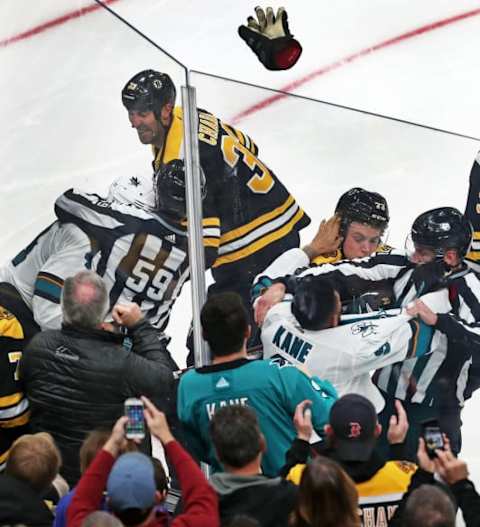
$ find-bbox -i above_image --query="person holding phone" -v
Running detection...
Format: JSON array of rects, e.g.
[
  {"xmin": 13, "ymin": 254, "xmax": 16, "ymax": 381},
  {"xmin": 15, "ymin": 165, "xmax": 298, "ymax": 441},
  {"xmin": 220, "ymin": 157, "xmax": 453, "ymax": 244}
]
[
  {"xmin": 68, "ymin": 397, "xmax": 220, "ymax": 527},
  {"xmin": 21, "ymin": 271, "xmax": 178, "ymax": 486}
]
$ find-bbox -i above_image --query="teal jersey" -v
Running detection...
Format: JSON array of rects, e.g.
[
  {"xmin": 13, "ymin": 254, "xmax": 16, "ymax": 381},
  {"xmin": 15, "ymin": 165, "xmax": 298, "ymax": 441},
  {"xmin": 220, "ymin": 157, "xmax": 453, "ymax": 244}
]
[{"xmin": 177, "ymin": 358, "xmax": 337, "ymax": 476}]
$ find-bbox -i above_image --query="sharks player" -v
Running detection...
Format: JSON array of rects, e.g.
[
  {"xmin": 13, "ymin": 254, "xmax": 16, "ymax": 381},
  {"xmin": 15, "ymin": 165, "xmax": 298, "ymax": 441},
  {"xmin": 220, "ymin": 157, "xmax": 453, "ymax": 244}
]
[
  {"xmin": 261, "ymin": 275, "xmax": 449, "ymax": 413},
  {"xmin": 254, "ymin": 206, "xmax": 480, "ymax": 458}
]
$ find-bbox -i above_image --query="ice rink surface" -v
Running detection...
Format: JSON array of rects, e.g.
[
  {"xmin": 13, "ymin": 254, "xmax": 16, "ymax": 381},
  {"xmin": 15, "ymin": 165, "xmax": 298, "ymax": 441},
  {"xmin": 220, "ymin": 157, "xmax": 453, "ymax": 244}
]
[{"xmin": 2, "ymin": 0, "xmax": 480, "ymax": 494}]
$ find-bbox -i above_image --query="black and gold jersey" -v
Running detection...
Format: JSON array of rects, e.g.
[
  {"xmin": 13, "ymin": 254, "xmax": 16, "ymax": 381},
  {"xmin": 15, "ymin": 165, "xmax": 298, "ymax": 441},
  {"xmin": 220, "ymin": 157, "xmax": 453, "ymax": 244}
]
[
  {"xmin": 0, "ymin": 284, "xmax": 38, "ymax": 468},
  {"xmin": 153, "ymin": 107, "xmax": 311, "ymax": 287},
  {"xmin": 465, "ymin": 150, "xmax": 480, "ymax": 269}
]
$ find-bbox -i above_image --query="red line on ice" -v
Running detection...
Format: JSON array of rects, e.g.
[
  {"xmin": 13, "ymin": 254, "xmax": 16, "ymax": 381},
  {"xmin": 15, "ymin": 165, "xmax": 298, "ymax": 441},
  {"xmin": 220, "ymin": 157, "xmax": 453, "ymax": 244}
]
[
  {"xmin": 231, "ymin": 7, "xmax": 480, "ymax": 124},
  {"xmin": 0, "ymin": 0, "xmax": 120, "ymax": 48}
]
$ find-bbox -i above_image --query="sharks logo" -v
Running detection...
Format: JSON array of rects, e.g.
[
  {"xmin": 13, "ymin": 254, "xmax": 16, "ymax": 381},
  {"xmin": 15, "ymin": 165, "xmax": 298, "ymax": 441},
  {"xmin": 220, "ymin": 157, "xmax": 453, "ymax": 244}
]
[{"xmin": 351, "ymin": 321, "xmax": 379, "ymax": 337}]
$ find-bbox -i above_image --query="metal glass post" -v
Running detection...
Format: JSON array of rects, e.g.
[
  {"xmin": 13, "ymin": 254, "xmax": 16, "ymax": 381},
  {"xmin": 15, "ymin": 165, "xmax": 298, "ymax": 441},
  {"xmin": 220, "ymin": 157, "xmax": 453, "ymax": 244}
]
[{"xmin": 181, "ymin": 84, "xmax": 210, "ymax": 368}]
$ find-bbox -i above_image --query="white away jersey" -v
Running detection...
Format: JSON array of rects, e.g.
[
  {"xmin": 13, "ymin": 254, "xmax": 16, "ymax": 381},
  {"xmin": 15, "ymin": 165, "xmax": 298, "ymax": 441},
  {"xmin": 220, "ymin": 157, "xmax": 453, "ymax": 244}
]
[{"xmin": 261, "ymin": 291, "xmax": 449, "ymax": 412}]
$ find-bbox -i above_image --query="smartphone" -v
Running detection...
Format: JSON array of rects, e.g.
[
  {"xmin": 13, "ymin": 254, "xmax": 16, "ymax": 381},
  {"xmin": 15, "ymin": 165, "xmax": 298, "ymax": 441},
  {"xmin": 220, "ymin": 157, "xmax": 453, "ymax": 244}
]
[
  {"xmin": 124, "ymin": 397, "xmax": 145, "ymax": 440},
  {"xmin": 421, "ymin": 419, "xmax": 444, "ymax": 459}
]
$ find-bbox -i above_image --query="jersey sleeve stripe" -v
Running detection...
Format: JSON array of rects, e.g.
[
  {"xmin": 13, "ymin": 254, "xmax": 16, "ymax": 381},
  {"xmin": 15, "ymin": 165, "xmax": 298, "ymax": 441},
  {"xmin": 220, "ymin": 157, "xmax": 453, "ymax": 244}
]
[
  {"xmin": 220, "ymin": 196, "xmax": 296, "ymax": 244},
  {"xmin": 202, "ymin": 217, "xmax": 221, "ymax": 227},
  {"xmin": 213, "ymin": 208, "xmax": 306, "ymax": 267},
  {"xmin": 0, "ymin": 396, "xmax": 29, "ymax": 421},
  {"xmin": 203, "ymin": 238, "xmax": 220, "ymax": 248},
  {"xmin": 34, "ymin": 272, "xmax": 64, "ymax": 304},
  {"xmin": 1, "ymin": 411, "xmax": 30, "ymax": 428}
]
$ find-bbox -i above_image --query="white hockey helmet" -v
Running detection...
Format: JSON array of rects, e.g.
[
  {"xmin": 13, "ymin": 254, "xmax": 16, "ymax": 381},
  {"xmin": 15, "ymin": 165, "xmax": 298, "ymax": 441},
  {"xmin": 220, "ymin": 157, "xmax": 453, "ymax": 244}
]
[{"xmin": 107, "ymin": 174, "xmax": 156, "ymax": 212}]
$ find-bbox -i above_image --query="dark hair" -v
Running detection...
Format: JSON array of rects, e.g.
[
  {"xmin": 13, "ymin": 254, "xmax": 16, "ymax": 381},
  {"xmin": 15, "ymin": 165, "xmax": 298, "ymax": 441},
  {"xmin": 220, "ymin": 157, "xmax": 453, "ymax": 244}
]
[
  {"xmin": 291, "ymin": 456, "xmax": 360, "ymax": 527},
  {"xmin": 201, "ymin": 292, "xmax": 248, "ymax": 356},
  {"xmin": 403, "ymin": 485, "xmax": 455, "ymax": 527},
  {"xmin": 210, "ymin": 405, "xmax": 262, "ymax": 468},
  {"xmin": 115, "ymin": 508, "xmax": 151, "ymax": 527},
  {"xmin": 292, "ymin": 277, "xmax": 338, "ymax": 330},
  {"xmin": 152, "ymin": 457, "xmax": 169, "ymax": 493}
]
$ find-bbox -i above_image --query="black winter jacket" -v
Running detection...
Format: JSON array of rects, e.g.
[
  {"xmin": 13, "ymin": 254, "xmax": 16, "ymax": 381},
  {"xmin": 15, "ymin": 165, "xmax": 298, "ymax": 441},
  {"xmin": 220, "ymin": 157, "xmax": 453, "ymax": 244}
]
[
  {"xmin": 0, "ymin": 473, "xmax": 53, "ymax": 526},
  {"xmin": 21, "ymin": 319, "xmax": 178, "ymax": 486}
]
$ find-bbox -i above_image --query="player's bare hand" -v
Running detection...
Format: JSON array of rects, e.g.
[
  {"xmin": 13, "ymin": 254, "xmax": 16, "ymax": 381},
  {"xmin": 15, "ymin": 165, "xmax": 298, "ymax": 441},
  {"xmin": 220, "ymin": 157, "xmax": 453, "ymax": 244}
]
[
  {"xmin": 142, "ymin": 396, "xmax": 175, "ymax": 445},
  {"xmin": 254, "ymin": 283, "xmax": 286, "ymax": 326},
  {"xmin": 112, "ymin": 302, "xmax": 143, "ymax": 328},
  {"xmin": 293, "ymin": 400, "xmax": 313, "ymax": 441},
  {"xmin": 303, "ymin": 215, "xmax": 342, "ymax": 261},
  {"xmin": 387, "ymin": 400, "xmax": 409, "ymax": 444},
  {"xmin": 406, "ymin": 300, "xmax": 438, "ymax": 326},
  {"xmin": 434, "ymin": 448, "xmax": 469, "ymax": 484}
]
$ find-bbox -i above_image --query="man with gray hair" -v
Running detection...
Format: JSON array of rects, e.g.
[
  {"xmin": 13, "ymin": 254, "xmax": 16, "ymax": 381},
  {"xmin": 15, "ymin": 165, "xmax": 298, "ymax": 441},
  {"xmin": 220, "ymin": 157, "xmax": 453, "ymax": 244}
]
[{"xmin": 21, "ymin": 270, "xmax": 178, "ymax": 486}]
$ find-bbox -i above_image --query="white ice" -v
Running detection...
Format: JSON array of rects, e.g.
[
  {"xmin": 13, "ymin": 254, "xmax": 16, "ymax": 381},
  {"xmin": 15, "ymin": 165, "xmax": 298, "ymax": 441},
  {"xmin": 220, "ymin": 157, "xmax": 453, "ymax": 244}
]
[{"xmin": 2, "ymin": 0, "xmax": 480, "ymax": 495}]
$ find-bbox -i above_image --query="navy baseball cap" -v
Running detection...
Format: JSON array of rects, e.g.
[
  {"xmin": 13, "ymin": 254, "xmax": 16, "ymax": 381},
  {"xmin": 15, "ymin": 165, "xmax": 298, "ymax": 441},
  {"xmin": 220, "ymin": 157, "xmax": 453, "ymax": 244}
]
[
  {"xmin": 107, "ymin": 452, "xmax": 156, "ymax": 512},
  {"xmin": 329, "ymin": 394, "xmax": 378, "ymax": 461}
]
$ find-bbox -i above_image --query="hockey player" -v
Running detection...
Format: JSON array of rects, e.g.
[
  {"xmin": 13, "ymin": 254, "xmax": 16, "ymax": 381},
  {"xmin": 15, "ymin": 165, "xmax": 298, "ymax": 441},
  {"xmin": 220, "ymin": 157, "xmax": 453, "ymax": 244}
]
[
  {"xmin": 255, "ymin": 207, "xmax": 480, "ymax": 458},
  {"xmin": 312, "ymin": 186, "xmax": 391, "ymax": 264},
  {"xmin": 463, "ymin": 150, "xmax": 480, "ymax": 397},
  {"xmin": 253, "ymin": 187, "xmax": 392, "ymax": 325},
  {"xmin": 261, "ymin": 275, "xmax": 449, "ymax": 412},
  {"xmin": 121, "ymin": 69, "xmax": 311, "ymax": 336},
  {"xmin": 0, "ymin": 161, "xmax": 217, "ymax": 465}
]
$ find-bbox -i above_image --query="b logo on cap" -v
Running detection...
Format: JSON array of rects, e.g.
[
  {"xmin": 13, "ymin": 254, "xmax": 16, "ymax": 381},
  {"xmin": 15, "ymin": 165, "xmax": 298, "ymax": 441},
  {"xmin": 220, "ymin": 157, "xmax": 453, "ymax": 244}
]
[{"xmin": 348, "ymin": 422, "xmax": 362, "ymax": 438}]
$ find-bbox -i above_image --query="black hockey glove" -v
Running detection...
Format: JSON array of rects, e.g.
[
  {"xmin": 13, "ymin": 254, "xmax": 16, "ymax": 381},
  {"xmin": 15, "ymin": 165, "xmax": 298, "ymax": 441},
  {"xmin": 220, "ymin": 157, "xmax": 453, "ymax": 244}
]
[
  {"xmin": 238, "ymin": 6, "xmax": 302, "ymax": 70},
  {"xmin": 411, "ymin": 260, "xmax": 450, "ymax": 296}
]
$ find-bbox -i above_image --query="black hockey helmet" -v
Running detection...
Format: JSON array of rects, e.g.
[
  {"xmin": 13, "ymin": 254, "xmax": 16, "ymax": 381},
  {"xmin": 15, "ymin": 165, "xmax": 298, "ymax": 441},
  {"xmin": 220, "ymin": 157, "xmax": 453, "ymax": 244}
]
[
  {"xmin": 122, "ymin": 70, "xmax": 176, "ymax": 119},
  {"xmin": 291, "ymin": 276, "xmax": 338, "ymax": 331},
  {"xmin": 410, "ymin": 207, "xmax": 473, "ymax": 259},
  {"xmin": 335, "ymin": 187, "xmax": 389, "ymax": 234},
  {"xmin": 155, "ymin": 159, "xmax": 206, "ymax": 219}
]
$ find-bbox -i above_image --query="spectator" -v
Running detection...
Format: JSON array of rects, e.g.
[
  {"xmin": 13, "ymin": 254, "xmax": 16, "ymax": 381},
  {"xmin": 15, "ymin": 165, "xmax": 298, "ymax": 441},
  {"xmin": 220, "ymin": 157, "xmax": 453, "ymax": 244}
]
[
  {"xmin": 68, "ymin": 396, "xmax": 219, "ymax": 527},
  {"xmin": 82, "ymin": 511, "xmax": 124, "ymax": 527},
  {"xmin": 390, "ymin": 436, "xmax": 480, "ymax": 527},
  {"xmin": 402, "ymin": 485, "xmax": 455, "ymax": 527},
  {"xmin": 177, "ymin": 292, "xmax": 337, "ymax": 476},
  {"xmin": 21, "ymin": 270, "xmax": 177, "ymax": 485},
  {"xmin": 209, "ymin": 404, "xmax": 298, "ymax": 527},
  {"xmin": 435, "ymin": 448, "xmax": 480, "ymax": 527},
  {"xmin": 291, "ymin": 456, "xmax": 360, "ymax": 527},
  {"xmin": 0, "ymin": 432, "xmax": 61, "ymax": 526},
  {"xmin": 54, "ymin": 429, "xmax": 115, "ymax": 527},
  {"xmin": 287, "ymin": 394, "xmax": 416, "ymax": 526}
]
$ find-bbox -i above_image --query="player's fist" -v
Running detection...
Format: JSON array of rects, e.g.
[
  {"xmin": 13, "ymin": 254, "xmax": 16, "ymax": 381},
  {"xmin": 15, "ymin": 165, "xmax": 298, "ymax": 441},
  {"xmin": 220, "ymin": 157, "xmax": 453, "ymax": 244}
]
[{"xmin": 238, "ymin": 6, "xmax": 302, "ymax": 70}]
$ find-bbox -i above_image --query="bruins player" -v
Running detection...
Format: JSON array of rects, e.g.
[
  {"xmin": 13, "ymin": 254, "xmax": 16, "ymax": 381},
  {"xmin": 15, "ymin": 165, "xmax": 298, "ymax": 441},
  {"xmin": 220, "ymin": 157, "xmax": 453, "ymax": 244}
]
[
  {"xmin": 121, "ymin": 69, "xmax": 311, "ymax": 336},
  {"xmin": 253, "ymin": 187, "xmax": 392, "ymax": 322},
  {"xmin": 464, "ymin": 150, "xmax": 480, "ymax": 398}
]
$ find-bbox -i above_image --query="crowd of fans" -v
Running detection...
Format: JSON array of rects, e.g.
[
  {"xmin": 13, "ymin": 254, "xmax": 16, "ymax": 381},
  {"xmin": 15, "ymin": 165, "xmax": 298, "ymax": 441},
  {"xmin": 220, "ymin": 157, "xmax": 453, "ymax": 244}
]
[{"xmin": 0, "ymin": 267, "xmax": 479, "ymax": 527}]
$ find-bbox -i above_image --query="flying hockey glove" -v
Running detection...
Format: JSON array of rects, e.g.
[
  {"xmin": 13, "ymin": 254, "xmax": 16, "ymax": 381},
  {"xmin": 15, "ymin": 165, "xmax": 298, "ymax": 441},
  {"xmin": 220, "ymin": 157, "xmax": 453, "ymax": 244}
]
[{"xmin": 238, "ymin": 6, "xmax": 302, "ymax": 70}]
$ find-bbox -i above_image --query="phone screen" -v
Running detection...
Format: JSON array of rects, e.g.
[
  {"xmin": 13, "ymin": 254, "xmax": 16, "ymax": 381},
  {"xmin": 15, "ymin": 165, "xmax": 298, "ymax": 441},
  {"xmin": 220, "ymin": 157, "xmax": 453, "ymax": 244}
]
[
  {"xmin": 423, "ymin": 425, "xmax": 444, "ymax": 458},
  {"xmin": 125, "ymin": 398, "xmax": 145, "ymax": 439}
]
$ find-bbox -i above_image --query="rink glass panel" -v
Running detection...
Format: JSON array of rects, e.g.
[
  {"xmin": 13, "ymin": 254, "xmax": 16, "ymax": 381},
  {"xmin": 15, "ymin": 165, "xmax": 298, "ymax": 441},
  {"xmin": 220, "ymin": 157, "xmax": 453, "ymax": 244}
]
[
  {"xmin": 190, "ymin": 70, "xmax": 480, "ymax": 250},
  {"xmin": 1, "ymin": 4, "xmax": 187, "ymax": 259}
]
